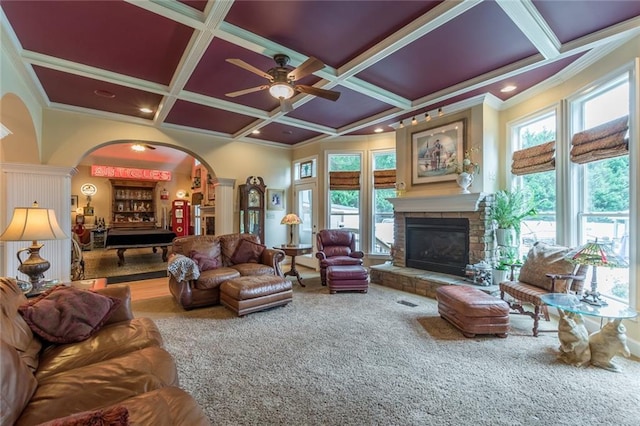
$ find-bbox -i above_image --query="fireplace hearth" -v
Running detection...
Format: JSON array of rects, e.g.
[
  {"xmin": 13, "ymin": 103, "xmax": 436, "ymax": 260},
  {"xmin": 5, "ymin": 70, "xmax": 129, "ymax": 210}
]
[{"xmin": 405, "ymin": 217, "xmax": 469, "ymax": 277}]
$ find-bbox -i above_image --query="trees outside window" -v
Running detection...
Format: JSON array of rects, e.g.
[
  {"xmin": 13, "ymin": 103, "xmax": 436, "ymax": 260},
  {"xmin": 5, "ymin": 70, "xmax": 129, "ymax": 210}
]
[
  {"xmin": 372, "ymin": 151, "xmax": 396, "ymax": 254},
  {"xmin": 328, "ymin": 153, "xmax": 361, "ymax": 249}
]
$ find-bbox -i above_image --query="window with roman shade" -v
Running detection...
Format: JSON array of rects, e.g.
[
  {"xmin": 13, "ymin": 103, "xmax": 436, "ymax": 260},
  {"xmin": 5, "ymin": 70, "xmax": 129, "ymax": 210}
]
[
  {"xmin": 373, "ymin": 169, "xmax": 396, "ymax": 189},
  {"xmin": 570, "ymin": 115, "xmax": 629, "ymax": 164},
  {"xmin": 329, "ymin": 171, "xmax": 360, "ymax": 190},
  {"xmin": 511, "ymin": 140, "xmax": 556, "ymax": 175}
]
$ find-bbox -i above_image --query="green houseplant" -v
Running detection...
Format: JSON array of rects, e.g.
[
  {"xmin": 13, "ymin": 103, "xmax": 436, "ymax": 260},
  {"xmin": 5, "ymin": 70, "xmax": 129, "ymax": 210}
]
[{"xmin": 492, "ymin": 189, "xmax": 537, "ymax": 247}]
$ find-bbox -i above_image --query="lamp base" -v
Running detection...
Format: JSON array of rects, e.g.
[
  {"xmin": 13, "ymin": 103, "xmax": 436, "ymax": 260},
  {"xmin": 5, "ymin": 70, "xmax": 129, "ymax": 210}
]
[
  {"xmin": 17, "ymin": 245, "xmax": 50, "ymax": 292},
  {"xmin": 581, "ymin": 290, "xmax": 608, "ymax": 306}
]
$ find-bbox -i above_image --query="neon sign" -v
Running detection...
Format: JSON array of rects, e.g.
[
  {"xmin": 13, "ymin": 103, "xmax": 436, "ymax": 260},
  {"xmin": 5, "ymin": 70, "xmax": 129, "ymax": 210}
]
[{"xmin": 91, "ymin": 165, "xmax": 172, "ymax": 181}]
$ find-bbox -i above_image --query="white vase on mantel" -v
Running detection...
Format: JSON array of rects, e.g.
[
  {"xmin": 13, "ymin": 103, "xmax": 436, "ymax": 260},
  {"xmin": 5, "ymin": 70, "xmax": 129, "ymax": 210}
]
[{"xmin": 456, "ymin": 172, "xmax": 473, "ymax": 194}]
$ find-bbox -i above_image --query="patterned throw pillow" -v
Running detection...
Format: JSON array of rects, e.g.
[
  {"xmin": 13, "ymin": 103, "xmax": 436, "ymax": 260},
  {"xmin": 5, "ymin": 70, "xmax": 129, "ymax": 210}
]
[
  {"xmin": 35, "ymin": 405, "xmax": 129, "ymax": 426},
  {"xmin": 19, "ymin": 285, "xmax": 121, "ymax": 344},
  {"xmin": 230, "ymin": 238, "xmax": 266, "ymax": 264},
  {"xmin": 518, "ymin": 242, "xmax": 576, "ymax": 291}
]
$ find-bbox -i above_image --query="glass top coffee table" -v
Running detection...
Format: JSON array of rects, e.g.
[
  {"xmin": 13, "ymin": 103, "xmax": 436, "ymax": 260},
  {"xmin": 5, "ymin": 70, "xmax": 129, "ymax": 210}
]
[{"xmin": 540, "ymin": 293, "xmax": 637, "ymax": 372}]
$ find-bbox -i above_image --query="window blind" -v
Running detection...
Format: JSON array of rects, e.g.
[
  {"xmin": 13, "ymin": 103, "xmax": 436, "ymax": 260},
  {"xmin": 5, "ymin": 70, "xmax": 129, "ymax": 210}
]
[
  {"xmin": 329, "ymin": 171, "xmax": 360, "ymax": 190},
  {"xmin": 373, "ymin": 169, "xmax": 396, "ymax": 189},
  {"xmin": 511, "ymin": 140, "xmax": 556, "ymax": 175},
  {"xmin": 570, "ymin": 115, "xmax": 629, "ymax": 164}
]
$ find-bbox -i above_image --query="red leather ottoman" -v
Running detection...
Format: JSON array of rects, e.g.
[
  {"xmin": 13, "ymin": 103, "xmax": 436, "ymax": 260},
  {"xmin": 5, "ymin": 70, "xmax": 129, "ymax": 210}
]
[
  {"xmin": 326, "ymin": 265, "xmax": 369, "ymax": 294},
  {"xmin": 220, "ymin": 275, "xmax": 292, "ymax": 316},
  {"xmin": 436, "ymin": 285, "xmax": 510, "ymax": 338}
]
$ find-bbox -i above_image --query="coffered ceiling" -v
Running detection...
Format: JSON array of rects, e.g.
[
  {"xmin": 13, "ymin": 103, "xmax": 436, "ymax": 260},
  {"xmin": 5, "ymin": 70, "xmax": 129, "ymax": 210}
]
[{"xmin": 2, "ymin": 0, "xmax": 639, "ymax": 148}]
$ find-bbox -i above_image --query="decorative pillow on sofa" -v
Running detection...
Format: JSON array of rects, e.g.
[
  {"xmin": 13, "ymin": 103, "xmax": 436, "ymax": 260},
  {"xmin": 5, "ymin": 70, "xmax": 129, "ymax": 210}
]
[
  {"xmin": 35, "ymin": 405, "xmax": 129, "ymax": 426},
  {"xmin": 19, "ymin": 285, "xmax": 121, "ymax": 344},
  {"xmin": 189, "ymin": 250, "xmax": 221, "ymax": 271},
  {"xmin": 518, "ymin": 242, "xmax": 576, "ymax": 291},
  {"xmin": 230, "ymin": 238, "xmax": 266, "ymax": 264}
]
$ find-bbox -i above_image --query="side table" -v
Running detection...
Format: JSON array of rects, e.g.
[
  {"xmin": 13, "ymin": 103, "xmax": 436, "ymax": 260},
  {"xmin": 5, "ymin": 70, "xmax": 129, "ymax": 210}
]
[
  {"xmin": 274, "ymin": 244, "xmax": 313, "ymax": 287},
  {"xmin": 540, "ymin": 293, "xmax": 637, "ymax": 372}
]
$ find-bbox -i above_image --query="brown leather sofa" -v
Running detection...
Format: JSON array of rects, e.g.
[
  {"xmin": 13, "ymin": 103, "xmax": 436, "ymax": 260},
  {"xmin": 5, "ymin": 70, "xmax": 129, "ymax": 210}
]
[
  {"xmin": 0, "ymin": 277, "xmax": 210, "ymax": 426},
  {"xmin": 168, "ymin": 233, "xmax": 285, "ymax": 310}
]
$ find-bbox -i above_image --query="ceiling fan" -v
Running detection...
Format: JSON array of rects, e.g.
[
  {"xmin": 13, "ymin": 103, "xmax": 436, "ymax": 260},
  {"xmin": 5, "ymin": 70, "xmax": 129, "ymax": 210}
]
[{"xmin": 225, "ymin": 54, "xmax": 341, "ymax": 112}]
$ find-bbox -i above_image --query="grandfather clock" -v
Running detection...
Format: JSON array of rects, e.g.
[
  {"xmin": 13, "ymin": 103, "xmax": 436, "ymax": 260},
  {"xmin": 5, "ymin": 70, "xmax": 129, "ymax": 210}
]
[{"xmin": 239, "ymin": 176, "xmax": 266, "ymax": 243}]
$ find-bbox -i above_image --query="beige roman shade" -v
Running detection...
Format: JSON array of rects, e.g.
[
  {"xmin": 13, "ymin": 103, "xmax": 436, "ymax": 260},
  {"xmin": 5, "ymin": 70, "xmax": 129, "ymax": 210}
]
[
  {"xmin": 511, "ymin": 141, "xmax": 556, "ymax": 176},
  {"xmin": 570, "ymin": 115, "xmax": 629, "ymax": 164},
  {"xmin": 373, "ymin": 169, "xmax": 396, "ymax": 189},
  {"xmin": 329, "ymin": 171, "xmax": 360, "ymax": 190}
]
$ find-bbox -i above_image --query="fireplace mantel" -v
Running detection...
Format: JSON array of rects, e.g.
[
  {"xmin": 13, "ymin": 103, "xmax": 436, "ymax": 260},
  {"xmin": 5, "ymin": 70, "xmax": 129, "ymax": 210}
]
[{"xmin": 389, "ymin": 192, "xmax": 489, "ymax": 213}]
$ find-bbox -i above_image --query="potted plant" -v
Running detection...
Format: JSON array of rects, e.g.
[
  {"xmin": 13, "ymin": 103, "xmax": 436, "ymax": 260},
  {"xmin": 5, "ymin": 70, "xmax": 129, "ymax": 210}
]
[{"xmin": 492, "ymin": 189, "xmax": 537, "ymax": 247}]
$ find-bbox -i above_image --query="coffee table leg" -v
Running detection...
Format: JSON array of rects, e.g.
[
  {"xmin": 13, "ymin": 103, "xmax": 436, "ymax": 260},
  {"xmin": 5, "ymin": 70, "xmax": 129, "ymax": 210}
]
[
  {"xmin": 116, "ymin": 248, "xmax": 126, "ymax": 266},
  {"xmin": 284, "ymin": 255, "xmax": 305, "ymax": 287}
]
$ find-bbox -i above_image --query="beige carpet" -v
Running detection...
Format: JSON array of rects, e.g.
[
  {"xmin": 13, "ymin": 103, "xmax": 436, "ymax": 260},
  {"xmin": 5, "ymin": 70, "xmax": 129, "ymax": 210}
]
[
  {"xmin": 82, "ymin": 247, "xmax": 168, "ymax": 279},
  {"xmin": 132, "ymin": 272, "xmax": 640, "ymax": 426}
]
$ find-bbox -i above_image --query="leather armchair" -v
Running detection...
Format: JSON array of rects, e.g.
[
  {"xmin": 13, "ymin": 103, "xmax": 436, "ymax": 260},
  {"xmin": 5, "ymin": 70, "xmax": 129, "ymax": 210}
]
[{"xmin": 315, "ymin": 229, "xmax": 364, "ymax": 286}]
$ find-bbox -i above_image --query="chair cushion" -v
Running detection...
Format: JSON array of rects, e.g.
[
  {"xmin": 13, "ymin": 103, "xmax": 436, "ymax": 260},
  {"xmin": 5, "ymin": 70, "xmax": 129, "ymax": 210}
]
[{"xmin": 518, "ymin": 242, "xmax": 575, "ymax": 291}]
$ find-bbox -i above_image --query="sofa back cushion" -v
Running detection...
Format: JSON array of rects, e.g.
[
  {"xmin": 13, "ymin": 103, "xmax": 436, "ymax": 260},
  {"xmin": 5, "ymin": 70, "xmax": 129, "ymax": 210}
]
[
  {"xmin": 0, "ymin": 277, "xmax": 42, "ymax": 371},
  {"xmin": 0, "ymin": 339, "xmax": 38, "ymax": 426},
  {"xmin": 518, "ymin": 242, "xmax": 576, "ymax": 291},
  {"xmin": 220, "ymin": 233, "xmax": 261, "ymax": 266}
]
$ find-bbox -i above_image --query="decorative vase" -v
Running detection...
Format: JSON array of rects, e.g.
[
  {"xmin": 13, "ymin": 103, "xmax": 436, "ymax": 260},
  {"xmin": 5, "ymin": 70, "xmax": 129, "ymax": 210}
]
[{"xmin": 456, "ymin": 172, "xmax": 473, "ymax": 193}]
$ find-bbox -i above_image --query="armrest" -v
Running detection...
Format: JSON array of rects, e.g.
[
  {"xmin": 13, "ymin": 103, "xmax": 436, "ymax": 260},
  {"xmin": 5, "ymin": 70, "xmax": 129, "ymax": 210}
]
[
  {"xmin": 545, "ymin": 273, "xmax": 587, "ymax": 293},
  {"xmin": 350, "ymin": 251, "xmax": 365, "ymax": 259},
  {"xmin": 94, "ymin": 284, "xmax": 133, "ymax": 324},
  {"xmin": 262, "ymin": 248, "xmax": 286, "ymax": 276},
  {"xmin": 315, "ymin": 252, "xmax": 327, "ymax": 261}
]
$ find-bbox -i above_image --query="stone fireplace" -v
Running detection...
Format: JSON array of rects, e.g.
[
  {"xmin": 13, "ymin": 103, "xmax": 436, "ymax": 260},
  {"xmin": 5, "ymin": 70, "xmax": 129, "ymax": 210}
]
[
  {"xmin": 390, "ymin": 193, "xmax": 495, "ymax": 268},
  {"xmin": 370, "ymin": 192, "xmax": 496, "ymax": 298}
]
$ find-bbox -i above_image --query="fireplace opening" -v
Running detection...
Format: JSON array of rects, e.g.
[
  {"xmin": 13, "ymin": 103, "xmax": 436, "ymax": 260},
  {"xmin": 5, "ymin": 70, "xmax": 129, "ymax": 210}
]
[{"xmin": 405, "ymin": 217, "xmax": 469, "ymax": 277}]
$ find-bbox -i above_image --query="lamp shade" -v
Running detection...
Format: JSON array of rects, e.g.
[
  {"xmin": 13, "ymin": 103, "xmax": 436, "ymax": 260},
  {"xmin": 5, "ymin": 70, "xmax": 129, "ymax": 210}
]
[
  {"xmin": 0, "ymin": 203, "xmax": 68, "ymax": 242},
  {"xmin": 281, "ymin": 213, "xmax": 302, "ymax": 225},
  {"xmin": 564, "ymin": 240, "xmax": 628, "ymax": 268}
]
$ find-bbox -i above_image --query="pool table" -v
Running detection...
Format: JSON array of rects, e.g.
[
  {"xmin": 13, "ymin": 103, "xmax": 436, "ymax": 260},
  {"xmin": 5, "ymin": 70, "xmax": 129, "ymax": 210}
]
[{"xmin": 105, "ymin": 228, "xmax": 177, "ymax": 266}]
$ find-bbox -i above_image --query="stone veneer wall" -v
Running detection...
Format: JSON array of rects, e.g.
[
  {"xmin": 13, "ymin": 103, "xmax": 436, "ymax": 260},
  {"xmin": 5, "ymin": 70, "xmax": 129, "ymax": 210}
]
[{"xmin": 392, "ymin": 194, "xmax": 496, "ymax": 268}]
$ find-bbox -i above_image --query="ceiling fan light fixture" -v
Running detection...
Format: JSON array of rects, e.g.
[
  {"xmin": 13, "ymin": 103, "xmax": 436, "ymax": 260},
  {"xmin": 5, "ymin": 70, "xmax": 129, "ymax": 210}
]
[{"xmin": 269, "ymin": 83, "xmax": 295, "ymax": 100}]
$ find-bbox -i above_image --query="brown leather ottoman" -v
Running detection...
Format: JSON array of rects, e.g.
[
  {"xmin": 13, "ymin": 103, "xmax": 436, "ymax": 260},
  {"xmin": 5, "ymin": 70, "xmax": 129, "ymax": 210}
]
[
  {"xmin": 220, "ymin": 275, "xmax": 292, "ymax": 316},
  {"xmin": 326, "ymin": 265, "xmax": 369, "ymax": 294},
  {"xmin": 436, "ymin": 285, "xmax": 510, "ymax": 338}
]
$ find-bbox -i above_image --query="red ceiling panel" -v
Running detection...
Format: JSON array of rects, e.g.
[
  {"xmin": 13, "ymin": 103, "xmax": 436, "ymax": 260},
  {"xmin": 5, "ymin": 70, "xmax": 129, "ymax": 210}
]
[
  {"xmin": 33, "ymin": 66, "xmax": 162, "ymax": 120},
  {"xmin": 224, "ymin": 1, "xmax": 442, "ymax": 68},
  {"xmin": 165, "ymin": 100, "xmax": 256, "ymax": 135},
  {"xmin": 356, "ymin": 1, "xmax": 539, "ymax": 100},
  {"xmin": 2, "ymin": 0, "xmax": 193, "ymax": 85}
]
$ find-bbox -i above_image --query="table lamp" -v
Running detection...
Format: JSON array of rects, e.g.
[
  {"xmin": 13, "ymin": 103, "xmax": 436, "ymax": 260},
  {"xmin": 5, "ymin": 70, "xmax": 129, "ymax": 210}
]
[
  {"xmin": 564, "ymin": 239, "xmax": 628, "ymax": 306},
  {"xmin": 0, "ymin": 202, "xmax": 68, "ymax": 291},
  {"xmin": 281, "ymin": 213, "xmax": 302, "ymax": 246}
]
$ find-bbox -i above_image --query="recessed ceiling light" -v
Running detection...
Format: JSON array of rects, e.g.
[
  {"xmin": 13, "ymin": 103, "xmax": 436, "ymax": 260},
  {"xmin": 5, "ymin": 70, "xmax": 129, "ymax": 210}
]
[
  {"xmin": 131, "ymin": 144, "xmax": 146, "ymax": 152},
  {"xmin": 139, "ymin": 107, "xmax": 153, "ymax": 114},
  {"xmin": 501, "ymin": 85, "xmax": 517, "ymax": 93},
  {"xmin": 252, "ymin": 130, "xmax": 260, "ymax": 134},
  {"xmin": 94, "ymin": 89, "xmax": 115, "ymax": 98},
  {"xmin": 374, "ymin": 128, "xmax": 383, "ymax": 133}
]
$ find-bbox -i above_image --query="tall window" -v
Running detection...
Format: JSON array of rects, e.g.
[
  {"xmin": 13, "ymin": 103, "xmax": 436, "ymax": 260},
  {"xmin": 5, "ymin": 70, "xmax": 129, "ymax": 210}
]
[
  {"xmin": 371, "ymin": 151, "xmax": 396, "ymax": 254},
  {"xmin": 510, "ymin": 111, "xmax": 557, "ymax": 258},
  {"xmin": 328, "ymin": 153, "xmax": 361, "ymax": 248},
  {"xmin": 571, "ymin": 74, "xmax": 630, "ymax": 302}
]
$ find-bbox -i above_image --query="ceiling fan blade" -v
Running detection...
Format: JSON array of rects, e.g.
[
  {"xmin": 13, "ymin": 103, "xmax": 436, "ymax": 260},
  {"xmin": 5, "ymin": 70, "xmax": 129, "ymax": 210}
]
[
  {"xmin": 288, "ymin": 57, "xmax": 324, "ymax": 81},
  {"xmin": 280, "ymin": 97, "xmax": 294, "ymax": 113},
  {"xmin": 225, "ymin": 85, "xmax": 269, "ymax": 97},
  {"xmin": 295, "ymin": 85, "xmax": 341, "ymax": 101},
  {"xmin": 226, "ymin": 59, "xmax": 272, "ymax": 80}
]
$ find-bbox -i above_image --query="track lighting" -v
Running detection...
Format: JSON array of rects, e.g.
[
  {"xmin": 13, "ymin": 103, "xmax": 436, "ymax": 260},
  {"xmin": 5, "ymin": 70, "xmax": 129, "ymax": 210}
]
[
  {"xmin": 411, "ymin": 117, "xmax": 417, "ymax": 126},
  {"xmin": 399, "ymin": 121, "xmax": 404, "ymax": 129},
  {"xmin": 426, "ymin": 113, "xmax": 431, "ymax": 122},
  {"xmin": 438, "ymin": 107, "xmax": 443, "ymax": 117}
]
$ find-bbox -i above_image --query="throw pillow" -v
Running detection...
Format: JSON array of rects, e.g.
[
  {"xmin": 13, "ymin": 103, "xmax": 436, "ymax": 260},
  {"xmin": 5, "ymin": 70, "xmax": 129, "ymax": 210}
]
[
  {"xmin": 518, "ymin": 242, "xmax": 576, "ymax": 291},
  {"xmin": 189, "ymin": 250, "xmax": 221, "ymax": 271},
  {"xmin": 230, "ymin": 238, "xmax": 266, "ymax": 264},
  {"xmin": 19, "ymin": 285, "xmax": 121, "ymax": 344},
  {"xmin": 35, "ymin": 405, "xmax": 129, "ymax": 426}
]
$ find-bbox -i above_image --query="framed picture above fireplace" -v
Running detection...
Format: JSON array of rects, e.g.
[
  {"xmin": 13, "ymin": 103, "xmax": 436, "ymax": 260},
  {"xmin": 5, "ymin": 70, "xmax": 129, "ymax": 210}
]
[{"xmin": 411, "ymin": 119, "xmax": 465, "ymax": 185}]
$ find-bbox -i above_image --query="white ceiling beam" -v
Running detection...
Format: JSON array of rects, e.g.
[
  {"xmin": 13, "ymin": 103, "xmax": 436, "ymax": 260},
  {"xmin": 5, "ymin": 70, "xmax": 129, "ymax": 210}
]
[{"xmin": 495, "ymin": 0, "xmax": 560, "ymax": 59}]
